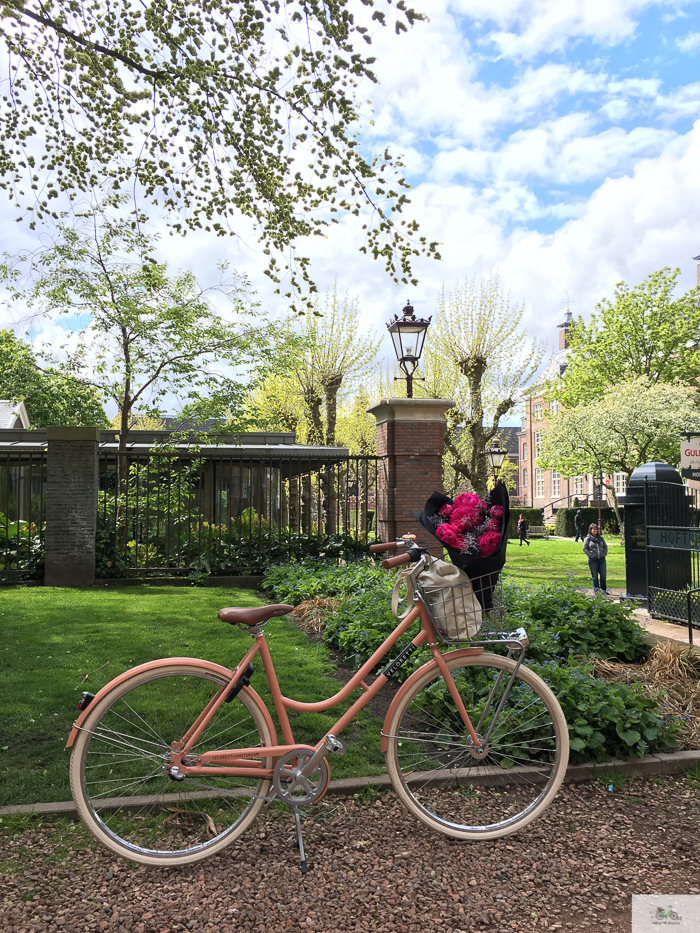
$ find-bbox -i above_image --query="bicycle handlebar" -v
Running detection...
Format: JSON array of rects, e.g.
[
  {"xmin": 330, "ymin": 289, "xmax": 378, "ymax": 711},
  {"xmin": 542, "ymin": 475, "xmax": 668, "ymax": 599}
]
[
  {"xmin": 369, "ymin": 541, "xmax": 398, "ymax": 553},
  {"xmin": 382, "ymin": 552, "xmax": 411, "ymax": 569}
]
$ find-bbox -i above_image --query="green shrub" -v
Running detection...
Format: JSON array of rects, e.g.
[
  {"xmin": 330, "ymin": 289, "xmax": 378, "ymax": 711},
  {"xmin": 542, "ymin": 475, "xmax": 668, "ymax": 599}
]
[
  {"xmin": 95, "ymin": 524, "xmax": 370, "ymax": 578},
  {"xmin": 530, "ymin": 658, "xmax": 680, "ymax": 761},
  {"xmin": 262, "ymin": 563, "xmax": 677, "ymax": 762},
  {"xmin": 509, "ymin": 508, "xmax": 542, "ymax": 537},
  {"xmin": 262, "ymin": 557, "xmax": 388, "ymax": 605},
  {"xmin": 554, "ymin": 507, "xmax": 621, "ymax": 537},
  {"xmin": 502, "ymin": 579, "xmax": 647, "ymax": 662}
]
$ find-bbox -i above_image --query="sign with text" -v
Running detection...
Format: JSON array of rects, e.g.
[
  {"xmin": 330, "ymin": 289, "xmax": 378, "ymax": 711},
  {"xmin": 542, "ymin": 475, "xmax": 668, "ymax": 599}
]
[
  {"xmin": 647, "ymin": 527, "xmax": 700, "ymax": 552},
  {"xmin": 680, "ymin": 431, "xmax": 700, "ymax": 481}
]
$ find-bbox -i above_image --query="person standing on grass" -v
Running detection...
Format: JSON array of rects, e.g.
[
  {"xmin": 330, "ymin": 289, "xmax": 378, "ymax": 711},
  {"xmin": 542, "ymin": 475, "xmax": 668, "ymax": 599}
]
[
  {"xmin": 574, "ymin": 509, "xmax": 583, "ymax": 542},
  {"xmin": 583, "ymin": 523, "xmax": 608, "ymax": 594},
  {"xmin": 517, "ymin": 514, "xmax": 530, "ymax": 547}
]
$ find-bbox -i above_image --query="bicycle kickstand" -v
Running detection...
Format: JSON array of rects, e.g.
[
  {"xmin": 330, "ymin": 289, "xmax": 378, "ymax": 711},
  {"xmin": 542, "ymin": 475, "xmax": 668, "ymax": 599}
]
[{"xmin": 291, "ymin": 805, "xmax": 308, "ymax": 875}]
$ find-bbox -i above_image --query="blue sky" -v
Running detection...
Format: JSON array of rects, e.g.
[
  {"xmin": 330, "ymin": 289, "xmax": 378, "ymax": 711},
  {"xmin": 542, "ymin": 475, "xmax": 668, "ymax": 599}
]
[{"xmin": 2, "ymin": 0, "xmax": 700, "ymax": 414}]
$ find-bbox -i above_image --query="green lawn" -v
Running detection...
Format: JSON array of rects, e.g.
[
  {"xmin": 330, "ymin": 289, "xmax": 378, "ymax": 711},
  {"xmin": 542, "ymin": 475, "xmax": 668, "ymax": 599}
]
[
  {"xmin": 503, "ymin": 537, "xmax": 625, "ymax": 588},
  {"xmin": 0, "ymin": 586, "xmax": 386, "ymax": 808}
]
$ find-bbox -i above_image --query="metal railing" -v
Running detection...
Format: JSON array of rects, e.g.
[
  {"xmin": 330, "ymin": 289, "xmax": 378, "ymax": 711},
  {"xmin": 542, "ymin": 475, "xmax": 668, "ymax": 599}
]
[
  {"xmin": 0, "ymin": 449, "xmax": 46, "ymax": 581},
  {"xmin": 96, "ymin": 450, "xmax": 378, "ymax": 577}
]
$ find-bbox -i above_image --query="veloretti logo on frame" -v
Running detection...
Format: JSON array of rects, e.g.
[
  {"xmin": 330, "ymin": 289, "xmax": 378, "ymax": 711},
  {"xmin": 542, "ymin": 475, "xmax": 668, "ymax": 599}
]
[{"xmin": 633, "ymin": 896, "xmax": 700, "ymax": 931}]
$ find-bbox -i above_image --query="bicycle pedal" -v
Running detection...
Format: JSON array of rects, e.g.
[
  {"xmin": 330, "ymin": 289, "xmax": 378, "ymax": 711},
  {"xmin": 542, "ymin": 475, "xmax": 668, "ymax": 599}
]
[{"xmin": 323, "ymin": 734, "xmax": 345, "ymax": 756}]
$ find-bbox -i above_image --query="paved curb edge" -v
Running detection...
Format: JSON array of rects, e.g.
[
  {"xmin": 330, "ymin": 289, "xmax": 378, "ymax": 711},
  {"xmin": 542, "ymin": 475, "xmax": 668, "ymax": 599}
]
[{"xmin": 2, "ymin": 749, "xmax": 699, "ymax": 818}]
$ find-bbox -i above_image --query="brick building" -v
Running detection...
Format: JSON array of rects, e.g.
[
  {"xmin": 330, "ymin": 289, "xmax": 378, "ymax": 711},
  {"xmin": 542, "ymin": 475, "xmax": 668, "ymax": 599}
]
[{"xmin": 516, "ymin": 311, "xmax": 627, "ymax": 517}]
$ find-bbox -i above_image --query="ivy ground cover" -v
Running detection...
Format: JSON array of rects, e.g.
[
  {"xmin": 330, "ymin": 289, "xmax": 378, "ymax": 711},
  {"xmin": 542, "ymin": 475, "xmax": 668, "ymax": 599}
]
[{"xmin": 264, "ymin": 561, "xmax": 681, "ymax": 763}]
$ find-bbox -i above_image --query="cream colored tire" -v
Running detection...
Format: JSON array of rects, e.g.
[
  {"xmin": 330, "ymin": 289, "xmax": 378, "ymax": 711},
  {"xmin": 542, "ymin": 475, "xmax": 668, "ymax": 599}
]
[
  {"xmin": 70, "ymin": 663, "xmax": 273, "ymax": 866},
  {"xmin": 385, "ymin": 652, "xmax": 569, "ymax": 840}
]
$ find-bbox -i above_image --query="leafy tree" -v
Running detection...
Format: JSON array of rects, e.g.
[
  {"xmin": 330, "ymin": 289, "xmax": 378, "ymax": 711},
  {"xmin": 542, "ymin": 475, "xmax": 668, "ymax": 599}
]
[
  {"xmin": 0, "ymin": 0, "xmax": 437, "ymax": 302},
  {"xmin": 554, "ymin": 268, "xmax": 700, "ymax": 407},
  {"xmin": 247, "ymin": 371, "xmax": 308, "ymax": 440},
  {"xmin": 0, "ymin": 328, "xmax": 107, "ymax": 427},
  {"xmin": 0, "ymin": 206, "xmax": 282, "ymax": 470},
  {"xmin": 431, "ymin": 272, "xmax": 543, "ymax": 497},
  {"xmin": 538, "ymin": 377, "xmax": 700, "ymax": 539}
]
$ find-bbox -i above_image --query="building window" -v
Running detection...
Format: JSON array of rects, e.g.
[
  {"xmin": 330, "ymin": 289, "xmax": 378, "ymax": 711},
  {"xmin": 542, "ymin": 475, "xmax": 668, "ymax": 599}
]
[
  {"xmin": 614, "ymin": 473, "xmax": 627, "ymax": 496},
  {"xmin": 534, "ymin": 432, "xmax": 542, "ymax": 458},
  {"xmin": 534, "ymin": 403, "xmax": 543, "ymax": 420},
  {"xmin": 522, "ymin": 442, "xmax": 527, "ymax": 461},
  {"xmin": 535, "ymin": 468, "xmax": 544, "ymax": 498},
  {"xmin": 550, "ymin": 400, "xmax": 560, "ymax": 415},
  {"xmin": 551, "ymin": 470, "xmax": 561, "ymax": 498},
  {"xmin": 573, "ymin": 475, "xmax": 584, "ymax": 496},
  {"xmin": 523, "ymin": 468, "xmax": 528, "ymax": 489}
]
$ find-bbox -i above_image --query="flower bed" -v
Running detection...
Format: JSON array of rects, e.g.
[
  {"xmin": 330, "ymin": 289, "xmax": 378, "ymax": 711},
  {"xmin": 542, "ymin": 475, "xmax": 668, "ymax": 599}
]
[{"xmin": 263, "ymin": 561, "xmax": 682, "ymax": 762}]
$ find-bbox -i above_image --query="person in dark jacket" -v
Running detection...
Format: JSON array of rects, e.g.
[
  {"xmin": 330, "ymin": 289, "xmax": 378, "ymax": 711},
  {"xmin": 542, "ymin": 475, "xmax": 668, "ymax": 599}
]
[
  {"xmin": 582, "ymin": 523, "xmax": 608, "ymax": 593},
  {"xmin": 574, "ymin": 509, "xmax": 583, "ymax": 542},
  {"xmin": 517, "ymin": 514, "xmax": 530, "ymax": 547}
]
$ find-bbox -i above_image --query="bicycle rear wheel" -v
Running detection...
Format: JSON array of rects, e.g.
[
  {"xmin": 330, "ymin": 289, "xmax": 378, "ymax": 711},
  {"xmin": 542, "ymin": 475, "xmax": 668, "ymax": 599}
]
[
  {"xmin": 70, "ymin": 663, "xmax": 273, "ymax": 866},
  {"xmin": 385, "ymin": 653, "xmax": 568, "ymax": 840}
]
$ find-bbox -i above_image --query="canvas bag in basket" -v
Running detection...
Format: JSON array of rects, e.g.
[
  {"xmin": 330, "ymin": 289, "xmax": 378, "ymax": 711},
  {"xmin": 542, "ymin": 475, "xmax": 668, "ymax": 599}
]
[{"xmin": 417, "ymin": 559, "xmax": 483, "ymax": 640}]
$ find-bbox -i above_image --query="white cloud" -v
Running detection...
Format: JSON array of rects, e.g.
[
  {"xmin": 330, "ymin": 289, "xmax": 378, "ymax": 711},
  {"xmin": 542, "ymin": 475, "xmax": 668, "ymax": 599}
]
[
  {"xmin": 452, "ymin": 0, "xmax": 690, "ymax": 59},
  {"xmin": 676, "ymin": 31, "xmax": 700, "ymax": 51}
]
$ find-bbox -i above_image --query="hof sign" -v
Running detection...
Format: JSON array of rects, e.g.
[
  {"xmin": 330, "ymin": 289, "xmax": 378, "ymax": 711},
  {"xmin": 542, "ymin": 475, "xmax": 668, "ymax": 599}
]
[{"xmin": 680, "ymin": 431, "xmax": 700, "ymax": 481}]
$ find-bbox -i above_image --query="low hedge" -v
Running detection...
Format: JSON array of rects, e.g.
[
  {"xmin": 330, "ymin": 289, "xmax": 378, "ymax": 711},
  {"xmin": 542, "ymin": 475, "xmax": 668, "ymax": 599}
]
[
  {"xmin": 554, "ymin": 506, "xmax": 621, "ymax": 538},
  {"xmin": 509, "ymin": 508, "xmax": 543, "ymax": 537}
]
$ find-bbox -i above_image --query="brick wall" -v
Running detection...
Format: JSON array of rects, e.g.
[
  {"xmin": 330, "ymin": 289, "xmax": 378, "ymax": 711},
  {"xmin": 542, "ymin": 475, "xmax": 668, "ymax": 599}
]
[
  {"xmin": 368, "ymin": 398, "xmax": 453, "ymax": 548},
  {"xmin": 44, "ymin": 427, "xmax": 99, "ymax": 587}
]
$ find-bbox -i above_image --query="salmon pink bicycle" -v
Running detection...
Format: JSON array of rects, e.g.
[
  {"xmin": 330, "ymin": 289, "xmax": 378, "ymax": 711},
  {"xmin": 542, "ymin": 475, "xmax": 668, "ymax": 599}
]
[{"xmin": 67, "ymin": 539, "xmax": 569, "ymax": 870}]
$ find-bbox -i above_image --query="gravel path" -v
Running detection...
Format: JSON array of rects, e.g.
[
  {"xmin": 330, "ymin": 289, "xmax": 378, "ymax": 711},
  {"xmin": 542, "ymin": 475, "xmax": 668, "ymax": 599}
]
[{"xmin": 1, "ymin": 776, "xmax": 698, "ymax": 933}]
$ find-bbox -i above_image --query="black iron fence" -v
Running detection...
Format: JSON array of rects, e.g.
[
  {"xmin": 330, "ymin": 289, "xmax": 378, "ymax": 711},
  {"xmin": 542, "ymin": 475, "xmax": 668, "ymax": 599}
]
[
  {"xmin": 0, "ymin": 449, "xmax": 46, "ymax": 580},
  {"xmin": 644, "ymin": 479, "xmax": 700, "ymax": 639},
  {"xmin": 96, "ymin": 450, "xmax": 378, "ymax": 577}
]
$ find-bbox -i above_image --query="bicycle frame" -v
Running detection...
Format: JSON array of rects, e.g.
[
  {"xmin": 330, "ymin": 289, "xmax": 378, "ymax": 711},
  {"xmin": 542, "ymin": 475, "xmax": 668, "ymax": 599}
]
[{"xmin": 67, "ymin": 599, "xmax": 484, "ymax": 780}]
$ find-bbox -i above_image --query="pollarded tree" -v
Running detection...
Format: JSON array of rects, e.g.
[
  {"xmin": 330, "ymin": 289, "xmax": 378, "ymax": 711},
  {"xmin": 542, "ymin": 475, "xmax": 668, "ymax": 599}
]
[
  {"xmin": 538, "ymin": 377, "xmax": 700, "ymax": 540},
  {"xmin": 554, "ymin": 268, "xmax": 700, "ymax": 407},
  {"xmin": 0, "ymin": 328, "xmax": 107, "ymax": 427},
  {"xmin": 0, "ymin": 0, "xmax": 437, "ymax": 304},
  {"xmin": 432, "ymin": 272, "xmax": 543, "ymax": 498}
]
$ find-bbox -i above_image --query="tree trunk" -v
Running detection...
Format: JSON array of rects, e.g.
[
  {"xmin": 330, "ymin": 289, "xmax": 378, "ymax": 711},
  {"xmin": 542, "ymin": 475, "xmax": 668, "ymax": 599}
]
[
  {"xmin": 459, "ymin": 355, "xmax": 489, "ymax": 498},
  {"xmin": 322, "ymin": 374, "xmax": 343, "ymax": 447},
  {"xmin": 289, "ymin": 476, "xmax": 300, "ymax": 532},
  {"xmin": 303, "ymin": 387, "xmax": 324, "ymax": 445},
  {"xmin": 301, "ymin": 472, "xmax": 313, "ymax": 534},
  {"xmin": 605, "ymin": 483, "xmax": 625, "ymax": 546}
]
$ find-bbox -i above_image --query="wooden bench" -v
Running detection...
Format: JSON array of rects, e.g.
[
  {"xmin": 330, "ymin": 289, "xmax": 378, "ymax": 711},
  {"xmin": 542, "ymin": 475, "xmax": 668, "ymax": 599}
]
[{"xmin": 528, "ymin": 525, "xmax": 549, "ymax": 539}]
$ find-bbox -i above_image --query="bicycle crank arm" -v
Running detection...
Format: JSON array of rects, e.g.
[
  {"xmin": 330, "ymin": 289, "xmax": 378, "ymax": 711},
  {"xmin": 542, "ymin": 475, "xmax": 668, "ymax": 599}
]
[{"xmin": 298, "ymin": 733, "xmax": 344, "ymax": 779}]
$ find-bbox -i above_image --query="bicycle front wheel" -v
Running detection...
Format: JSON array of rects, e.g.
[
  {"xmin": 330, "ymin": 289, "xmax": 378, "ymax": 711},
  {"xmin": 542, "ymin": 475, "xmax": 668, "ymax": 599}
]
[
  {"xmin": 385, "ymin": 652, "xmax": 568, "ymax": 840},
  {"xmin": 70, "ymin": 663, "xmax": 273, "ymax": 866}
]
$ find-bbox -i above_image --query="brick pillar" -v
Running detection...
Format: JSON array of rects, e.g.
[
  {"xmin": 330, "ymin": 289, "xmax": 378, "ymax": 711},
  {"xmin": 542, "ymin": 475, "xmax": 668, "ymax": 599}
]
[
  {"xmin": 366, "ymin": 398, "xmax": 454, "ymax": 548},
  {"xmin": 45, "ymin": 426, "xmax": 100, "ymax": 587}
]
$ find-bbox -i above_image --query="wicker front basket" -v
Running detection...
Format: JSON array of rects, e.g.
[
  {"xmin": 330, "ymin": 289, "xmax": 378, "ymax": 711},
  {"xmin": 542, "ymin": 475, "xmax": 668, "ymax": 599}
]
[{"xmin": 416, "ymin": 571, "xmax": 505, "ymax": 644}]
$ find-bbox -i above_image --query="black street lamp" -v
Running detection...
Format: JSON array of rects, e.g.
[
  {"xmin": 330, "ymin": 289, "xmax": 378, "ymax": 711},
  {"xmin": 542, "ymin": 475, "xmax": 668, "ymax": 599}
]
[
  {"xmin": 387, "ymin": 301, "xmax": 432, "ymax": 398},
  {"xmin": 485, "ymin": 441, "xmax": 508, "ymax": 478}
]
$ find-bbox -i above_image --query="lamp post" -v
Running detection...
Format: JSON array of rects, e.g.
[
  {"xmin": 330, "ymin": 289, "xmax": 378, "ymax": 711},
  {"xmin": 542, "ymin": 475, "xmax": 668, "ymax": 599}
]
[
  {"xmin": 387, "ymin": 301, "xmax": 431, "ymax": 398},
  {"xmin": 485, "ymin": 441, "xmax": 508, "ymax": 480}
]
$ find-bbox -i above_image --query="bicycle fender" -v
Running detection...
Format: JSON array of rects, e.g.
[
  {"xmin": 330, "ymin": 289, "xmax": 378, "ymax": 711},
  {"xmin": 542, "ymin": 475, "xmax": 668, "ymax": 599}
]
[
  {"xmin": 65, "ymin": 657, "xmax": 277, "ymax": 749},
  {"xmin": 380, "ymin": 647, "xmax": 483, "ymax": 754}
]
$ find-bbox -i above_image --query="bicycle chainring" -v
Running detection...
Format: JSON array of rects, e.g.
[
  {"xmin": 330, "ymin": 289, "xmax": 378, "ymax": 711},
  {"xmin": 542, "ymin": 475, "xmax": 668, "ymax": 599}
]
[{"xmin": 272, "ymin": 750, "xmax": 330, "ymax": 805}]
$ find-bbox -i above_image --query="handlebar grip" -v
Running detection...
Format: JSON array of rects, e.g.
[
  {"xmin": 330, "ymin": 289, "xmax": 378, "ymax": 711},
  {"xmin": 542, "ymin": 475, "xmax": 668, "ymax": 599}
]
[
  {"xmin": 382, "ymin": 552, "xmax": 411, "ymax": 569},
  {"xmin": 369, "ymin": 541, "xmax": 397, "ymax": 553}
]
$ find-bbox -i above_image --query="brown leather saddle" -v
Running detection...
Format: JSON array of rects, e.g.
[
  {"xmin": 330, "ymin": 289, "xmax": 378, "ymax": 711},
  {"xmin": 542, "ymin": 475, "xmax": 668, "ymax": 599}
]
[{"xmin": 218, "ymin": 604, "xmax": 294, "ymax": 627}]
